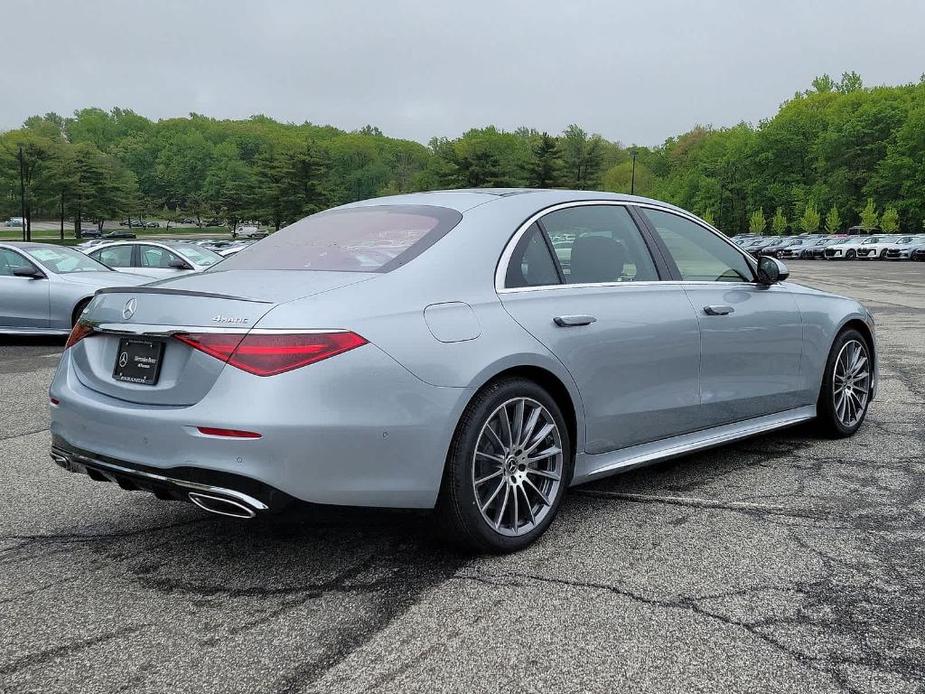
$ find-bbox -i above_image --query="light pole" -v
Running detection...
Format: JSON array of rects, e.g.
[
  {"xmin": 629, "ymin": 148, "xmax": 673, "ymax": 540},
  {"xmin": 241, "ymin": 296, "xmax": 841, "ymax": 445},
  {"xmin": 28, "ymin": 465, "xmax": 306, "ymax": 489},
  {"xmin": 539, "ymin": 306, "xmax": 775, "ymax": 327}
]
[
  {"xmin": 630, "ymin": 149, "xmax": 637, "ymax": 195},
  {"xmin": 18, "ymin": 145, "xmax": 27, "ymax": 242}
]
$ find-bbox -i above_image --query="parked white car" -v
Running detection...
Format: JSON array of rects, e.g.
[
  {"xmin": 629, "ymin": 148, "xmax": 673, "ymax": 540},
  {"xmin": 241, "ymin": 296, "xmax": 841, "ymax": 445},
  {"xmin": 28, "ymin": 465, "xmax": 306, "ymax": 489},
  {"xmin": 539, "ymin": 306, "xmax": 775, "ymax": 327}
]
[
  {"xmin": 85, "ymin": 241, "xmax": 224, "ymax": 279},
  {"xmin": 823, "ymin": 236, "xmax": 864, "ymax": 260},
  {"xmin": 847, "ymin": 235, "xmax": 900, "ymax": 260}
]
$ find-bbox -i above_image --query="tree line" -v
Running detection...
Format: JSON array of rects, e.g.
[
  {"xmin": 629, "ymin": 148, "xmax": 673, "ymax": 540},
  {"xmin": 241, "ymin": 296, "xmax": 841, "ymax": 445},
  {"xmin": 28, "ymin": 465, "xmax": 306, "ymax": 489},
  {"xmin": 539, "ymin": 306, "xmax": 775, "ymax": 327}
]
[{"xmin": 2, "ymin": 71, "xmax": 924, "ymax": 239}]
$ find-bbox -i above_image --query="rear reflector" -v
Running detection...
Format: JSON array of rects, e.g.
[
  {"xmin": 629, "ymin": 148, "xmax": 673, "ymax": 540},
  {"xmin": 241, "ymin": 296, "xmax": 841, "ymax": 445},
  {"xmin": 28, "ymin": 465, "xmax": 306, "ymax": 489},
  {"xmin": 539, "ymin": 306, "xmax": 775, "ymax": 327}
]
[
  {"xmin": 65, "ymin": 321, "xmax": 94, "ymax": 349},
  {"xmin": 49, "ymin": 397, "xmax": 60, "ymax": 406},
  {"xmin": 175, "ymin": 331, "xmax": 368, "ymax": 376},
  {"xmin": 196, "ymin": 427, "xmax": 262, "ymax": 439}
]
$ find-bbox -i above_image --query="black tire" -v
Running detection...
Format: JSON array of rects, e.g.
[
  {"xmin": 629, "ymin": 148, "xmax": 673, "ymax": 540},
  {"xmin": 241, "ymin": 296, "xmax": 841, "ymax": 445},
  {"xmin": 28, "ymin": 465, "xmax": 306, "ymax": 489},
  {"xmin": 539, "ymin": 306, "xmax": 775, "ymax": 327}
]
[
  {"xmin": 436, "ymin": 377, "xmax": 572, "ymax": 554},
  {"xmin": 846, "ymin": 249, "xmax": 857, "ymax": 260},
  {"xmin": 71, "ymin": 298, "xmax": 91, "ymax": 327},
  {"xmin": 816, "ymin": 328, "xmax": 872, "ymax": 438},
  {"xmin": 879, "ymin": 249, "xmax": 888, "ymax": 259}
]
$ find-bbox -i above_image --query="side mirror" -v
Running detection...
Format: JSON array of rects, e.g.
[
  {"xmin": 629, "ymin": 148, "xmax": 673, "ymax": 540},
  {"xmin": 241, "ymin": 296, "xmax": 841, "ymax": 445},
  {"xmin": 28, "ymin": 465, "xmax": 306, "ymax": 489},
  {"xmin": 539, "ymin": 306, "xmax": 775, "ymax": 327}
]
[
  {"xmin": 168, "ymin": 259, "xmax": 192, "ymax": 270},
  {"xmin": 12, "ymin": 266, "xmax": 44, "ymax": 279},
  {"xmin": 756, "ymin": 256, "xmax": 789, "ymax": 285}
]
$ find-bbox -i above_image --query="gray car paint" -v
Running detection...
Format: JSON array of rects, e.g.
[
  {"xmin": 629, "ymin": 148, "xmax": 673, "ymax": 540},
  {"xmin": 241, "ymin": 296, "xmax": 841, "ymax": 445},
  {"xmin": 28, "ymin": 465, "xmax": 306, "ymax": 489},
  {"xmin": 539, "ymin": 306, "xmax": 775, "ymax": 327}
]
[
  {"xmin": 0, "ymin": 242, "xmax": 150, "ymax": 334},
  {"xmin": 49, "ymin": 190, "xmax": 877, "ymax": 510}
]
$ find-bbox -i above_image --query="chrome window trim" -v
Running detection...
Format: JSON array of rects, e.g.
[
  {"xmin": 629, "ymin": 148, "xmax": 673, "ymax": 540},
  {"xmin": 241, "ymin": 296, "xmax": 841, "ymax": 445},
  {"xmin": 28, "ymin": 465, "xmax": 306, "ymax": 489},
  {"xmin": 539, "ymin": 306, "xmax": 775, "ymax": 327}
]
[{"xmin": 495, "ymin": 200, "xmax": 759, "ymax": 293}]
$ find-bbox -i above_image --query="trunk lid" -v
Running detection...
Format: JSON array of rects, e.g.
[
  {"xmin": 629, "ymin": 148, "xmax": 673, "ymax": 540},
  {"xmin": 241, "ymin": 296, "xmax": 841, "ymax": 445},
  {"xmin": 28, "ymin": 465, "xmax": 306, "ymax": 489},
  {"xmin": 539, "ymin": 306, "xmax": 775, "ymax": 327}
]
[{"xmin": 70, "ymin": 269, "xmax": 376, "ymax": 405}]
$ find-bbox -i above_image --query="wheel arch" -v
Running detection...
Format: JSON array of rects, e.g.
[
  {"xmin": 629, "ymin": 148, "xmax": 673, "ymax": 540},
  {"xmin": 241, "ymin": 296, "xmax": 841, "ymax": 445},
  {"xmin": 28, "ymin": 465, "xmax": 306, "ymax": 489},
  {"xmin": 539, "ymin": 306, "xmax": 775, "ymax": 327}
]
[
  {"xmin": 836, "ymin": 317, "xmax": 876, "ymax": 400},
  {"xmin": 449, "ymin": 360, "xmax": 584, "ymax": 472}
]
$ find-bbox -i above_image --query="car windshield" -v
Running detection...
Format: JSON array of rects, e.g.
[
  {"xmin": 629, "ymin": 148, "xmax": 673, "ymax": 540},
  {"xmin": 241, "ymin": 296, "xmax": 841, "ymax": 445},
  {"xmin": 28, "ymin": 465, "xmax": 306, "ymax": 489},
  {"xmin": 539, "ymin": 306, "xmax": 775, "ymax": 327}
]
[
  {"xmin": 169, "ymin": 243, "xmax": 223, "ymax": 267},
  {"xmin": 26, "ymin": 246, "xmax": 109, "ymax": 273},
  {"xmin": 214, "ymin": 205, "xmax": 463, "ymax": 273}
]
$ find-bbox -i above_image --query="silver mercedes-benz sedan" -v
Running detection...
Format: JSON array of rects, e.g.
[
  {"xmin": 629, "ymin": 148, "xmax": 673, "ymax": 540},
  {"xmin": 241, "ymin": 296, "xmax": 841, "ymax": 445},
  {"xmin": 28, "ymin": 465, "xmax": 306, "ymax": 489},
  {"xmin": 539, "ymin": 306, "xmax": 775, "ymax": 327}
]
[
  {"xmin": 0, "ymin": 242, "xmax": 150, "ymax": 335},
  {"xmin": 49, "ymin": 190, "xmax": 877, "ymax": 552}
]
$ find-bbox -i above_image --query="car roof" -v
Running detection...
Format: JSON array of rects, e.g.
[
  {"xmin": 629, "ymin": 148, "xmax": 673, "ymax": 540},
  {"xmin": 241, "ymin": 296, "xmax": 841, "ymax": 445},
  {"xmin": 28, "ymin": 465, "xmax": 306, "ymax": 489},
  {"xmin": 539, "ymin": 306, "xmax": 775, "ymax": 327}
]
[
  {"xmin": 0, "ymin": 241, "xmax": 66, "ymax": 251},
  {"xmin": 339, "ymin": 188, "xmax": 691, "ymax": 215}
]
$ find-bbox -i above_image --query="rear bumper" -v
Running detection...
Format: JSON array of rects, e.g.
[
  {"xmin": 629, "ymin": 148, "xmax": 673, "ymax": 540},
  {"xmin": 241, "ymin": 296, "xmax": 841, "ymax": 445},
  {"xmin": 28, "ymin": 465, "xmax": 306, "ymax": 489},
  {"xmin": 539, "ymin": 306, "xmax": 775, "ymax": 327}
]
[
  {"xmin": 50, "ymin": 436, "xmax": 289, "ymax": 517},
  {"xmin": 49, "ymin": 343, "xmax": 472, "ymax": 509}
]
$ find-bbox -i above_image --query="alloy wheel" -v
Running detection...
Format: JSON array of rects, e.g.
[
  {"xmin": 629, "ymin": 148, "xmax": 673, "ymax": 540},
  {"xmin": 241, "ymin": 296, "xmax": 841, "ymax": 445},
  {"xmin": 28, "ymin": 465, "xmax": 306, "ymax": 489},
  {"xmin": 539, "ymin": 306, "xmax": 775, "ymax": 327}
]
[
  {"xmin": 833, "ymin": 339, "xmax": 870, "ymax": 428},
  {"xmin": 471, "ymin": 397, "xmax": 564, "ymax": 537}
]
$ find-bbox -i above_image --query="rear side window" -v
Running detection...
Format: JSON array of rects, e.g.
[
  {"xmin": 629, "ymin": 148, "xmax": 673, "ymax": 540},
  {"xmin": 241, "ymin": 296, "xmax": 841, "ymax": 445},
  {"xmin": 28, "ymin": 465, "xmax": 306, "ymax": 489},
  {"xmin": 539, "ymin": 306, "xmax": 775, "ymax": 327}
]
[
  {"xmin": 541, "ymin": 205, "xmax": 659, "ymax": 284},
  {"xmin": 505, "ymin": 224, "xmax": 561, "ymax": 288},
  {"xmin": 215, "ymin": 205, "xmax": 463, "ymax": 273}
]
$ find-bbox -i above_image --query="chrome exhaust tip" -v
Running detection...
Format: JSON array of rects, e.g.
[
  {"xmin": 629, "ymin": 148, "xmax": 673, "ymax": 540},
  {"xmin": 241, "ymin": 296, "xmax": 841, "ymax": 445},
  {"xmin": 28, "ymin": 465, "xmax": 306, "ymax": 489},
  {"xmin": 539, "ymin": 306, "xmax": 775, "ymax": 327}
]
[{"xmin": 188, "ymin": 491, "xmax": 257, "ymax": 519}]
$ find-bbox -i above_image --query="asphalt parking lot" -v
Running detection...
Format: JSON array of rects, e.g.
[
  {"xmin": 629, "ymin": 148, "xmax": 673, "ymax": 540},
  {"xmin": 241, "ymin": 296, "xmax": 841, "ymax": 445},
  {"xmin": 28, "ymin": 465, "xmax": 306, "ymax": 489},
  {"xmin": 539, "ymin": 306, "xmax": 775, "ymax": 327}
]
[{"xmin": 2, "ymin": 261, "xmax": 923, "ymax": 694}]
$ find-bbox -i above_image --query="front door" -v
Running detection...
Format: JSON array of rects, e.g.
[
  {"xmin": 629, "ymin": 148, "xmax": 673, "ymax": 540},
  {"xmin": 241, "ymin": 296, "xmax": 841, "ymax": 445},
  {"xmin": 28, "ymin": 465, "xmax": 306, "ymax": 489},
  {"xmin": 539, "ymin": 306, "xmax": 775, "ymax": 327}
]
[
  {"xmin": 498, "ymin": 204, "xmax": 703, "ymax": 454},
  {"xmin": 640, "ymin": 208, "xmax": 805, "ymax": 424},
  {"xmin": 0, "ymin": 248, "xmax": 49, "ymax": 329}
]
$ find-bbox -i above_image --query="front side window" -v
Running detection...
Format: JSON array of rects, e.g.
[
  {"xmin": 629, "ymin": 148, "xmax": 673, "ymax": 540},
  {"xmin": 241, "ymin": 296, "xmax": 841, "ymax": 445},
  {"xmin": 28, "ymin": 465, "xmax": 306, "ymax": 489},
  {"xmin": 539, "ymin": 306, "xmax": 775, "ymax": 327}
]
[
  {"xmin": 541, "ymin": 205, "xmax": 658, "ymax": 284},
  {"xmin": 215, "ymin": 205, "xmax": 463, "ymax": 273},
  {"xmin": 643, "ymin": 209, "xmax": 753, "ymax": 283},
  {"xmin": 0, "ymin": 249, "xmax": 36, "ymax": 276},
  {"xmin": 92, "ymin": 245, "xmax": 133, "ymax": 268},
  {"xmin": 139, "ymin": 245, "xmax": 184, "ymax": 268}
]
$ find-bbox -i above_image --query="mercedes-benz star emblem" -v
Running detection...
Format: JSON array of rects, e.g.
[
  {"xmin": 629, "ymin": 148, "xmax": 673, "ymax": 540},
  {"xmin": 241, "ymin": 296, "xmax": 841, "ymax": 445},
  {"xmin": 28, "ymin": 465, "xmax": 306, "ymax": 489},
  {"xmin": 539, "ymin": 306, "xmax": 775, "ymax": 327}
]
[{"xmin": 122, "ymin": 298, "xmax": 137, "ymax": 320}]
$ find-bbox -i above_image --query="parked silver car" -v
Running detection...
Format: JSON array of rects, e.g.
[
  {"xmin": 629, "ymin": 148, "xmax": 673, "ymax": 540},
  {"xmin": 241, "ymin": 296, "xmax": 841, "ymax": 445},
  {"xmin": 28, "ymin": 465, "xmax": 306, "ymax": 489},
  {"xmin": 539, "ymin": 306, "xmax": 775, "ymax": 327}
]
[
  {"xmin": 0, "ymin": 242, "xmax": 149, "ymax": 335},
  {"xmin": 49, "ymin": 190, "xmax": 877, "ymax": 552},
  {"xmin": 87, "ymin": 241, "xmax": 224, "ymax": 279}
]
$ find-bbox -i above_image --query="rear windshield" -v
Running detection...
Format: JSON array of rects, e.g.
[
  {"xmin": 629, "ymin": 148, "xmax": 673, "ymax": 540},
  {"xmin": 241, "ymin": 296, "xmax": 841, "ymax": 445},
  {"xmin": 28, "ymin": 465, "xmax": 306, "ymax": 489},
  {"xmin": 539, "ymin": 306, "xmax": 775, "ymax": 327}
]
[{"xmin": 213, "ymin": 205, "xmax": 463, "ymax": 273}]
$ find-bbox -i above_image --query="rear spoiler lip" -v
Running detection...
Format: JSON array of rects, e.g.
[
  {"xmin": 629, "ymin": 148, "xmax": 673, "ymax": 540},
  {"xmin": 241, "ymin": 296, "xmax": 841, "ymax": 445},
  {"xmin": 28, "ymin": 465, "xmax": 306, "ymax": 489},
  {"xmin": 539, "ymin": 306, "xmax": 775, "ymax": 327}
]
[{"xmin": 94, "ymin": 286, "xmax": 272, "ymax": 304}]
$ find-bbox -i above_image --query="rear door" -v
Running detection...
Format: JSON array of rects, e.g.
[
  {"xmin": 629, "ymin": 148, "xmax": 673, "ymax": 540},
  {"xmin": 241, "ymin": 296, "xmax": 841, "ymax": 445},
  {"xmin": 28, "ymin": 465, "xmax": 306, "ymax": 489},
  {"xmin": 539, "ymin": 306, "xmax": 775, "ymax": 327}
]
[
  {"xmin": 639, "ymin": 208, "xmax": 805, "ymax": 424},
  {"xmin": 0, "ymin": 248, "xmax": 49, "ymax": 329},
  {"xmin": 498, "ymin": 203, "xmax": 703, "ymax": 454}
]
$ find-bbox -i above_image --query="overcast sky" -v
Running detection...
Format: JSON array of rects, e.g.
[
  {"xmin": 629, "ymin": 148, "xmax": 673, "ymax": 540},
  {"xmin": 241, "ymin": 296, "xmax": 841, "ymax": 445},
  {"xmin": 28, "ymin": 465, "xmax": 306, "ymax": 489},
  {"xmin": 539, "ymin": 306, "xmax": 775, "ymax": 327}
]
[{"xmin": 3, "ymin": 0, "xmax": 924, "ymax": 145}]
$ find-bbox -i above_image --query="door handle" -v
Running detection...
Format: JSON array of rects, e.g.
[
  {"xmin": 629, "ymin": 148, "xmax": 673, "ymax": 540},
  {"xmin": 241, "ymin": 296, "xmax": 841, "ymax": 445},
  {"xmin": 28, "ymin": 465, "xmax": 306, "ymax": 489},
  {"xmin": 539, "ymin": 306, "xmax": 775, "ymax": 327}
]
[
  {"xmin": 703, "ymin": 305, "xmax": 735, "ymax": 316},
  {"xmin": 553, "ymin": 315, "xmax": 597, "ymax": 327}
]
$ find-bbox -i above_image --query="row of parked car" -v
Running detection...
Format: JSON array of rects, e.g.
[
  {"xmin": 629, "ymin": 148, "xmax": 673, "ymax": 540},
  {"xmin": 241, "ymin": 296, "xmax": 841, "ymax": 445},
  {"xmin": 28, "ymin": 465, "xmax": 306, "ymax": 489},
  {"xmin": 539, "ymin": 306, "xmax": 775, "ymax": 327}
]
[{"xmin": 732, "ymin": 233, "xmax": 925, "ymax": 261}]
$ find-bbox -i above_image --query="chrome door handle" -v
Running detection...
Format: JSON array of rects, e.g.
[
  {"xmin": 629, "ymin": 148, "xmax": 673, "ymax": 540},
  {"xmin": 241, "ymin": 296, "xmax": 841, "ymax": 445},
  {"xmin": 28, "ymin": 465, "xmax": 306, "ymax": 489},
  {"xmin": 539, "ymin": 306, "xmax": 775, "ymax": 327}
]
[
  {"xmin": 553, "ymin": 315, "xmax": 597, "ymax": 327},
  {"xmin": 703, "ymin": 305, "xmax": 734, "ymax": 316}
]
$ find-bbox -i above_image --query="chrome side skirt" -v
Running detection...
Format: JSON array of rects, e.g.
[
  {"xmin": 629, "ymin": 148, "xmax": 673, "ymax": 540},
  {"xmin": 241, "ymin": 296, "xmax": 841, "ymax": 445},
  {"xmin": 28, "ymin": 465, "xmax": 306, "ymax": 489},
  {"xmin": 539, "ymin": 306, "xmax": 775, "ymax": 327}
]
[{"xmin": 572, "ymin": 405, "xmax": 816, "ymax": 484}]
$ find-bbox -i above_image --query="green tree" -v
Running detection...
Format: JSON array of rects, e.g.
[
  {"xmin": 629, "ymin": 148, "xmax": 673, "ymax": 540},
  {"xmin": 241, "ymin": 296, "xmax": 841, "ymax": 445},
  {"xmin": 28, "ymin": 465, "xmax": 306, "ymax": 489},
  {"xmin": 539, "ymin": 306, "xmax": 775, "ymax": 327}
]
[
  {"xmin": 859, "ymin": 198, "xmax": 880, "ymax": 230},
  {"xmin": 748, "ymin": 209, "xmax": 766, "ymax": 233},
  {"xmin": 560, "ymin": 124, "xmax": 604, "ymax": 188},
  {"xmin": 824, "ymin": 204, "xmax": 842, "ymax": 233},
  {"xmin": 771, "ymin": 207, "xmax": 788, "ymax": 235},
  {"xmin": 880, "ymin": 205, "xmax": 900, "ymax": 232},
  {"xmin": 701, "ymin": 210, "xmax": 716, "ymax": 226},
  {"xmin": 525, "ymin": 132, "xmax": 562, "ymax": 188},
  {"xmin": 800, "ymin": 200, "xmax": 821, "ymax": 232}
]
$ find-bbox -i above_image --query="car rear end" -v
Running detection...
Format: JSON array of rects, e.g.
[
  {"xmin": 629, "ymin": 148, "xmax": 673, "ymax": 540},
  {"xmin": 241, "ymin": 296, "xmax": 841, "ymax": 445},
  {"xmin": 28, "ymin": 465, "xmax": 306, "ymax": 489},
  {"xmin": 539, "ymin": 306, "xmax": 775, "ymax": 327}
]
[{"xmin": 49, "ymin": 204, "xmax": 472, "ymax": 516}]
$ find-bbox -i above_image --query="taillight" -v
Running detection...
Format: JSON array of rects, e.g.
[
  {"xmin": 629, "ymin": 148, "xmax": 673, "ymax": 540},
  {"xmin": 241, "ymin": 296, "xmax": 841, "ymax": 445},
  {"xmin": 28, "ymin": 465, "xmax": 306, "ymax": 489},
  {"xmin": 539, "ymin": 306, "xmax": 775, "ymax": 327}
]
[
  {"xmin": 175, "ymin": 331, "xmax": 367, "ymax": 376},
  {"xmin": 65, "ymin": 321, "xmax": 94, "ymax": 349}
]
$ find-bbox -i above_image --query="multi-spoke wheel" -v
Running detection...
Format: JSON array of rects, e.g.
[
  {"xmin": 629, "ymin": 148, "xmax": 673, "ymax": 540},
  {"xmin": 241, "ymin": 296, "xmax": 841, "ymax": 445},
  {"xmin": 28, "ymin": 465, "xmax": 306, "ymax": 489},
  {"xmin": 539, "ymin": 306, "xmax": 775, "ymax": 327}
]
[
  {"xmin": 472, "ymin": 397, "xmax": 563, "ymax": 537},
  {"xmin": 817, "ymin": 329, "xmax": 872, "ymax": 437},
  {"xmin": 437, "ymin": 378, "xmax": 572, "ymax": 553}
]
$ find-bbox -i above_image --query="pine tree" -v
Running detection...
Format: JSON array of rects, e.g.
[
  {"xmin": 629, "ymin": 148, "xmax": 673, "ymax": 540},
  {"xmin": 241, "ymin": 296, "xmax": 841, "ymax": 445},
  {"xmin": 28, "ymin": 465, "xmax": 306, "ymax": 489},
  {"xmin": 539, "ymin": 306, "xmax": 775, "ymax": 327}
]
[
  {"xmin": 859, "ymin": 198, "xmax": 880, "ymax": 230},
  {"xmin": 824, "ymin": 204, "xmax": 842, "ymax": 234},
  {"xmin": 771, "ymin": 207, "xmax": 788, "ymax": 235},
  {"xmin": 748, "ymin": 209, "xmax": 766, "ymax": 233}
]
